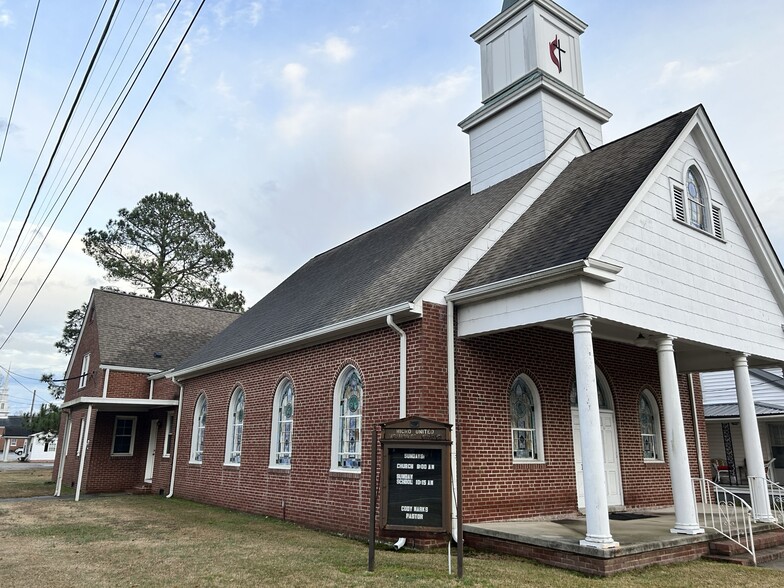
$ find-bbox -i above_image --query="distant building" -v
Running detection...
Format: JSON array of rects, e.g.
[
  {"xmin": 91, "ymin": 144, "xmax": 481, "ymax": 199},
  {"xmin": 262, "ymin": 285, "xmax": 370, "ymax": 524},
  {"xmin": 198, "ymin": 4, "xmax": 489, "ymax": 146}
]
[{"xmin": 1, "ymin": 416, "xmax": 32, "ymax": 461}]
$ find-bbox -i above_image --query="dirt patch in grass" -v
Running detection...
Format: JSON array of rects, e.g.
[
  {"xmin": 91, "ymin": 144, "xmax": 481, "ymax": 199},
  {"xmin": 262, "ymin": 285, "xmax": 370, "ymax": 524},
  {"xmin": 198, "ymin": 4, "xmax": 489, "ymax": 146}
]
[{"xmin": 0, "ymin": 495, "xmax": 782, "ymax": 586}]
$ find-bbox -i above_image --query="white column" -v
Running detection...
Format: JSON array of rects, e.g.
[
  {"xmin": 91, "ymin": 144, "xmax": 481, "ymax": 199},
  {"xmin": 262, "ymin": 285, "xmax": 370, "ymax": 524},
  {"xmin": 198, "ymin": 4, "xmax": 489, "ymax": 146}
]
[
  {"xmin": 734, "ymin": 354, "xmax": 774, "ymax": 522},
  {"xmin": 656, "ymin": 337, "xmax": 703, "ymax": 534},
  {"xmin": 572, "ymin": 316, "xmax": 618, "ymax": 549},
  {"xmin": 75, "ymin": 404, "xmax": 93, "ymax": 502}
]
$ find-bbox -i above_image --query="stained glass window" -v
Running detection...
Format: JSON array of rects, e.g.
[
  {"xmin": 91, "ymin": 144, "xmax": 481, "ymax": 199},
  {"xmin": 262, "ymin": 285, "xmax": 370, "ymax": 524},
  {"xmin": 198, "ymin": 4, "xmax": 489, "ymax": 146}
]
[
  {"xmin": 226, "ymin": 388, "xmax": 244, "ymax": 464},
  {"xmin": 686, "ymin": 166, "xmax": 707, "ymax": 230},
  {"xmin": 192, "ymin": 394, "xmax": 207, "ymax": 463},
  {"xmin": 640, "ymin": 390, "xmax": 662, "ymax": 461},
  {"xmin": 275, "ymin": 380, "xmax": 294, "ymax": 465},
  {"xmin": 510, "ymin": 376, "xmax": 539, "ymax": 461},
  {"xmin": 337, "ymin": 368, "xmax": 362, "ymax": 469},
  {"xmin": 570, "ymin": 376, "xmax": 610, "ymax": 409}
]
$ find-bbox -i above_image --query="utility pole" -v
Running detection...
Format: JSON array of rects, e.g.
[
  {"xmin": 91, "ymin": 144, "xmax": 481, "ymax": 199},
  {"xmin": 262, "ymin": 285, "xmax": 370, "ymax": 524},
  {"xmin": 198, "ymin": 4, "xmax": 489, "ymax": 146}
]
[{"xmin": 29, "ymin": 389, "xmax": 36, "ymax": 416}]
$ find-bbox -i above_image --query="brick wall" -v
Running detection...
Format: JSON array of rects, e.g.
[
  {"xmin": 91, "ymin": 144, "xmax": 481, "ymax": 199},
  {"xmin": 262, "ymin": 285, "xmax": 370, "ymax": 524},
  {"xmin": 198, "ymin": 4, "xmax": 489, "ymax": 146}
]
[
  {"xmin": 105, "ymin": 371, "xmax": 150, "ymax": 399},
  {"xmin": 63, "ymin": 308, "xmax": 103, "ymax": 402},
  {"xmin": 455, "ymin": 325, "xmax": 710, "ymax": 523}
]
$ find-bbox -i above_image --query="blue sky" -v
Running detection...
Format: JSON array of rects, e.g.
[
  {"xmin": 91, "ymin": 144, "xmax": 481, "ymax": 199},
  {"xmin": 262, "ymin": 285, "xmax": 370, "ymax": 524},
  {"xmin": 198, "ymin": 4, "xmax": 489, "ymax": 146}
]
[{"xmin": 1, "ymin": 0, "xmax": 783, "ymax": 415}]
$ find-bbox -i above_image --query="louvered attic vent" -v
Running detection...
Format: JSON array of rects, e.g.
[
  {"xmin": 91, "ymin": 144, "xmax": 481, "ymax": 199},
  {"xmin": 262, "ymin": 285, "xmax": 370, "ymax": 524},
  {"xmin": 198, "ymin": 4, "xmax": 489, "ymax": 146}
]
[
  {"xmin": 672, "ymin": 183, "xmax": 686, "ymax": 223},
  {"xmin": 711, "ymin": 204, "xmax": 724, "ymax": 240}
]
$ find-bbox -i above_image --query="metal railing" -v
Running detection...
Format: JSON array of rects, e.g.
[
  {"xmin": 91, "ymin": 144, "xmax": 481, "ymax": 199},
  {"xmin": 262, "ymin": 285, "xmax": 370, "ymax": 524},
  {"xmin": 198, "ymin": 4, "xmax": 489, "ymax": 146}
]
[
  {"xmin": 695, "ymin": 477, "xmax": 756, "ymax": 565},
  {"xmin": 748, "ymin": 475, "xmax": 784, "ymax": 529}
]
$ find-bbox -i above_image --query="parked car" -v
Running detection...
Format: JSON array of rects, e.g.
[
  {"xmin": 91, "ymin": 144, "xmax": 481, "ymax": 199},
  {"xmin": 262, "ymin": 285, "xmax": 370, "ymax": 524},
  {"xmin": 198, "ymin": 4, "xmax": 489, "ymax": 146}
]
[{"xmin": 14, "ymin": 447, "xmax": 24, "ymax": 455}]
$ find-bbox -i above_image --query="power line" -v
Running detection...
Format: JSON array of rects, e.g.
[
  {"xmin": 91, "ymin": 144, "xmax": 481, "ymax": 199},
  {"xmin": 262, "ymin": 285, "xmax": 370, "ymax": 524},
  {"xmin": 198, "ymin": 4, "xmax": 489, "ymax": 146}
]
[
  {"xmin": 0, "ymin": 0, "xmax": 181, "ymax": 319},
  {"xmin": 0, "ymin": 1, "xmax": 110, "ymax": 255},
  {"xmin": 0, "ymin": 0, "xmax": 205, "ymax": 351},
  {"xmin": 0, "ymin": 0, "xmax": 122, "ymax": 286},
  {"xmin": 0, "ymin": 0, "xmax": 40, "ymax": 166}
]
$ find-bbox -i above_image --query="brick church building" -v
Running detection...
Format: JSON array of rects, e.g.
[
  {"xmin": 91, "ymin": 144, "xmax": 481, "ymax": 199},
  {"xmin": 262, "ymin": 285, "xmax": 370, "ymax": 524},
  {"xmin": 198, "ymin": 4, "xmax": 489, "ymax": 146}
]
[{"xmin": 54, "ymin": 0, "xmax": 784, "ymax": 570}]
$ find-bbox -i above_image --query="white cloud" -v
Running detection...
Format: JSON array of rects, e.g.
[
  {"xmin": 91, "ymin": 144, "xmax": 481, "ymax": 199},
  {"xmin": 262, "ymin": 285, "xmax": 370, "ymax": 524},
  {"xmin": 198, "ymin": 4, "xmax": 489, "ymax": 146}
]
[
  {"xmin": 309, "ymin": 36, "xmax": 354, "ymax": 63},
  {"xmin": 281, "ymin": 62, "xmax": 308, "ymax": 95},
  {"xmin": 656, "ymin": 59, "xmax": 735, "ymax": 87},
  {"xmin": 246, "ymin": 2, "xmax": 263, "ymax": 26},
  {"xmin": 0, "ymin": 5, "xmax": 12, "ymax": 28},
  {"xmin": 178, "ymin": 42, "xmax": 193, "ymax": 75},
  {"xmin": 214, "ymin": 72, "xmax": 233, "ymax": 99}
]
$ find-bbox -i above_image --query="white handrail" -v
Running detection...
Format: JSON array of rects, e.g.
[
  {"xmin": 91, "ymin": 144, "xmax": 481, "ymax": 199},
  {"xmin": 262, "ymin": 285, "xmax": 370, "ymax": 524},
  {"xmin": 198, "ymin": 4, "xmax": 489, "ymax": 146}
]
[
  {"xmin": 694, "ymin": 477, "xmax": 756, "ymax": 565},
  {"xmin": 750, "ymin": 476, "xmax": 784, "ymax": 528}
]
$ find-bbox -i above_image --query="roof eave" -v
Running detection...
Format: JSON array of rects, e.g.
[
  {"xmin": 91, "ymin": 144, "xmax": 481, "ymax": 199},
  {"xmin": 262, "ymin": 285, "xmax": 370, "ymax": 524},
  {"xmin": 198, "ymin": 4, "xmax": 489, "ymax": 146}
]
[
  {"xmin": 447, "ymin": 258, "xmax": 622, "ymax": 305},
  {"xmin": 170, "ymin": 302, "xmax": 421, "ymax": 381}
]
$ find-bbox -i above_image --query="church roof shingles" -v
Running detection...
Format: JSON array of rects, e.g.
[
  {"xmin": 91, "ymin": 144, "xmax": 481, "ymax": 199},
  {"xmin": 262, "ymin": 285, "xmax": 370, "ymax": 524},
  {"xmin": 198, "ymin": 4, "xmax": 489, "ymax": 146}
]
[{"xmin": 176, "ymin": 107, "xmax": 699, "ymax": 374}]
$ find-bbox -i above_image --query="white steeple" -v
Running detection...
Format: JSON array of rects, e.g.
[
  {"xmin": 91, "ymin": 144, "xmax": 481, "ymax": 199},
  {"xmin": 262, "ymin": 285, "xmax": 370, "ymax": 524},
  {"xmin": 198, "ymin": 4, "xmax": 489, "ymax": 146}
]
[
  {"xmin": 0, "ymin": 364, "xmax": 10, "ymax": 419},
  {"xmin": 459, "ymin": 0, "xmax": 611, "ymax": 193}
]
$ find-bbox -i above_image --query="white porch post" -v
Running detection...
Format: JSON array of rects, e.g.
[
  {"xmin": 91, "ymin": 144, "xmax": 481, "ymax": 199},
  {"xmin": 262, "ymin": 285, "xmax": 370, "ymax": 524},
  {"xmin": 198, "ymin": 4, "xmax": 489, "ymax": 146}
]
[
  {"xmin": 733, "ymin": 353, "xmax": 774, "ymax": 522},
  {"xmin": 656, "ymin": 337, "xmax": 703, "ymax": 534},
  {"xmin": 572, "ymin": 315, "xmax": 618, "ymax": 549},
  {"xmin": 75, "ymin": 404, "xmax": 93, "ymax": 502}
]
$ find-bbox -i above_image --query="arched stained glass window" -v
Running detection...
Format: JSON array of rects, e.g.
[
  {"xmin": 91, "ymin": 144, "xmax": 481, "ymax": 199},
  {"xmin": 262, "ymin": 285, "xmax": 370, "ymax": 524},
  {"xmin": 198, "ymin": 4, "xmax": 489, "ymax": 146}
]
[
  {"xmin": 272, "ymin": 379, "xmax": 294, "ymax": 466},
  {"xmin": 510, "ymin": 376, "xmax": 541, "ymax": 461},
  {"xmin": 225, "ymin": 388, "xmax": 245, "ymax": 464},
  {"xmin": 640, "ymin": 389, "xmax": 663, "ymax": 461},
  {"xmin": 570, "ymin": 373, "xmax": 610, "ymax": 409},
  {"xmin": 335, "ymin": 368, "xmax": 363, "ymax": 470},
  {"xmin": 686, "ymin": 166, "xmax": 708, "ymax": 230},
  {"xmin": 191, "ymin": 394, "xmax": 207, "ymax": 463}
]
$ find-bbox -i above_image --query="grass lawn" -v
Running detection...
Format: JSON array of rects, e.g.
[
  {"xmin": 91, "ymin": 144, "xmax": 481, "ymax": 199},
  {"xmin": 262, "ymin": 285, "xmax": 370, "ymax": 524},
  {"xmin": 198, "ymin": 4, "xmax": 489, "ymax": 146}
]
[
  {"xmin": 0, "ymin": 494, "xmax": 781, "ymax": 587},
  {"xmin": 0, "ymin": 467, "xmax": 58, "ymax": 498}
]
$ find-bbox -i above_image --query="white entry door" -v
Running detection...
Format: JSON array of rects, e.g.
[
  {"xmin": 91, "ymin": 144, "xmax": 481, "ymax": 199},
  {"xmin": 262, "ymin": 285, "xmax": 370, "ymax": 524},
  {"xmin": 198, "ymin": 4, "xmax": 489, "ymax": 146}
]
[
  {"xmin": 572, "ymin": 409, "xmax": 624, "ymax": 509},
  {"xmin": 144, "ymin": 420, "xmax": 158, "ymax": 483}
]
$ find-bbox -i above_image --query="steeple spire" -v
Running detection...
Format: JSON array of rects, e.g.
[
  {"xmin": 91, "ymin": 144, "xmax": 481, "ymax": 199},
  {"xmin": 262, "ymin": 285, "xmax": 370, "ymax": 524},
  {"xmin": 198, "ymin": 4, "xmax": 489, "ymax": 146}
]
[
  {"xmin": 460, "ymin": 0, "xmax": 611, "ymax": 193},
  {"xmin": 0, "ymin": 364, "xmax": 10, "ymax": 419}
]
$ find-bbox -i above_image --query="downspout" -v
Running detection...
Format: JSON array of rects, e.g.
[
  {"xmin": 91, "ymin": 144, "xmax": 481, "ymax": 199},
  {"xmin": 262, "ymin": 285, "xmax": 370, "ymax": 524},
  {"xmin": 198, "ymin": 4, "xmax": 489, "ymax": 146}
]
[
  {"xmin": 386, "ymin": 315, "xmax": 406, "ymax": 418},
  {"xmin": 447, "ymin": 300, "xmax": 458, "ymax": 543},
  {"xmin": 386, "ymin": 314, "xmax": 407, "ymax": 551},
  {"xmin": 687, "ymin": 372, "xmax": 705, "ymax": 481},
  {"xmin": 167, "ymin": 378, "xmax": 185, "ymax": 498},
  {"xmin": 75, "ymin": 404, "xmax": 93, "ymax": 502}
]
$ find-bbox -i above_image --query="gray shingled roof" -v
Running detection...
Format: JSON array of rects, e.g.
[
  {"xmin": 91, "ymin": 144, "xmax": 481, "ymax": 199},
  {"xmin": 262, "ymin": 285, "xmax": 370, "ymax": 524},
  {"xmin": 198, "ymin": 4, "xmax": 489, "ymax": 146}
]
[
  {"xmin": 176, "ymin": 163, "xmax": 544, "ymax": 372},
  {"xmin": 0, "ymin": 416, "xmax": 31, "ymax": 437},
  {"xmin": 91, "ymin": 290, "xmax": 239, "ymax": 371},
  {"xmin": 704, "ymin": 402, "xmax": 784, "ymax": 419},
  {"xmin": 454, "ymin": 107, "xmax": 699, "ymax": 292}
]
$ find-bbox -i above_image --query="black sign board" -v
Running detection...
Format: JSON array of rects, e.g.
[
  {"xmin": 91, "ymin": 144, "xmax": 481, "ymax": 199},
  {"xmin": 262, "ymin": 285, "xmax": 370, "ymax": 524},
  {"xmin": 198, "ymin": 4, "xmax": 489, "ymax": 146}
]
[{"xmin": 380, "ymin": 416, "xmax": 451, "ymax": 533}]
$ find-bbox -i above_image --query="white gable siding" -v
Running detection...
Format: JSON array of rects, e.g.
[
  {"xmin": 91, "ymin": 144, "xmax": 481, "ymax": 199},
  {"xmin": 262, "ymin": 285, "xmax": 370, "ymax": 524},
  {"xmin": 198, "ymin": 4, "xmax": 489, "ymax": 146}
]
[
  {"xmin": 701, "ymin": 370, "xmax": 784, "ymax": 406},
  {"xmin": 584, "ymin": 132, "xmax": 784, "ymax": 362},
  {"xmin": 541, "ymin": 92, "xmax": 602, "ymax": 154},
  {"xmin": 422, "ymin": 133, "xmax": 588, "ymax": 305}
]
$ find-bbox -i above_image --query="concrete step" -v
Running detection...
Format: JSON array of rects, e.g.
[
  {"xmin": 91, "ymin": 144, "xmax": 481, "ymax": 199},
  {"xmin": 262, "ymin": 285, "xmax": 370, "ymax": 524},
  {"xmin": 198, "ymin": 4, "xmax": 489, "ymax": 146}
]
[
  {"xmin": 709, "ymin": 530, "xmax": 784, "ymax": 556},
  {"xmin": 703, "ymin": 545, "xmax": 784, "ymax": 566}
]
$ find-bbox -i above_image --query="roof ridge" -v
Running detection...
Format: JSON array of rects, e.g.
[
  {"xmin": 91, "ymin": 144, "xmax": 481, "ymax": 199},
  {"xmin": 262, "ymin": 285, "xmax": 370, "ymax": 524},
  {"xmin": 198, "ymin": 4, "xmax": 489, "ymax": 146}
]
[
  {"xmin": 591, "ymin": 105, "xmax": 701, "ymax": 153},
  {"xmin": 93, "ymin": 288, "xmax": 241, "ymax": 314}
]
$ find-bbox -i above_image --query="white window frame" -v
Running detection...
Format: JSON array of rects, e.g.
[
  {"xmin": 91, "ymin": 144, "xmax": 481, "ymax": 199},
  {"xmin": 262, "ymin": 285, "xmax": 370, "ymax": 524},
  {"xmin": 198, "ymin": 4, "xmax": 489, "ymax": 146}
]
[
  {"xmin": 640, "ymin": 389, "xmax": 664, "ymax": 463},
  {"xmin": 190, "ymin": 394, "xmax": 207, "ymax": 464},
  {"xmin": 162, "ymin": 412, "xmax": 175, "ymax": 458},
  {"xmin": 509, "ymin": 374, "xmax": 545, "ymax": 464},
  {"xmin": 224, "ymin": 387, "xmax": 245, "ymax": 466},
  {"xmin": 78, "ymin": 353, "xmax": 90, "ymax": 389},
  {"xmin": 671, "ymin": 160, "xmax": 725, "ymax": 241},
  {"xmin": 269, "ymin": 378, "xmax": 294, "ymax": 469},
  {"xmin": 9, "ymin": 439, "xmax": 16, "ymax": 447},
  {"xmin": 331, "ymin": 366, "xmax": 363, "ymax": 473},
  {"xmin": 111, "ymin": 416, "xmax": 137, "ymax": 456}
]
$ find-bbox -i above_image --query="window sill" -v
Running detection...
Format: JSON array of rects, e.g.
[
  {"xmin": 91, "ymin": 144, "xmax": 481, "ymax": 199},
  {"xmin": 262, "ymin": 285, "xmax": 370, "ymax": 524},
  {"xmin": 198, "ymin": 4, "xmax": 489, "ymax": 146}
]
[
  {"xmin": 188, "ymin": 459, "xmax": 202, "ymax": 466},
  {"xmin": 643, "ymin": 458, "xmax": 666, "ymax": 465},
  {"xmin": 110, "ymin": 453, "xmax": 133, "ymax": 458},
  {"xmin": 161, "ymin": 455, "xmax": 171, "ymax": 459},
  {"xmin": 329, "ymin": 467, "xmax": 361, "ymax": 476},
  {"xmin": 268, "ymin": 464, "xmax": 291, "ymax": 471},
  {"xmin": 673, "ymin": 217, "xmax": 725, "ymax": 243},
  {"xmin": 223, "ymin": 462, "xmax": 240, "ymax": 468},
  {"xmin": 512, "ymin": 459, "xmax": 546, "ymax": 465}
]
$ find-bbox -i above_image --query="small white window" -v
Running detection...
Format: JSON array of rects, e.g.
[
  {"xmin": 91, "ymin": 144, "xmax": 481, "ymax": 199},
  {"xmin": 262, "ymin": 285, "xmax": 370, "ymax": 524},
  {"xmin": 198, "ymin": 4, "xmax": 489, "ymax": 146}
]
[
  {"xmin": 640, "ymin": 389, "xmax": 664, "ymax": 462},
  {"xmin": 111, "ymin": 416, "xmax": 137, "ymax": 456},
  {"xmin": 162, "ymin": 412, "xmax": 175, "ymax": 458},
  {"xmin": 224, "ymin": 388, "xmax": 245, "ymax": 465},
  {"xmin": 270, "ymin": 378, "xmax": 294, "ymax": 468},
  {"xmin": 671, "ymin": 163, "xmax": 724, "ymax": 240},
  {"xmin": 190, "ymin": 394, "xmax": 207, "ymax": 464},
  {"xmin": 78, "ymin": 353, "xmax": 90, "ymax": 389},
  {"xmin": 9, "ymin": 439, "xmax": 16, "ymax": 447},
  {"xmin": 509, "ymin": 374, "xmax": 544, "ymax": 463},
  {"xmin": 331, "ymin": 366, "xmax": 363, "ymax": 471}
]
